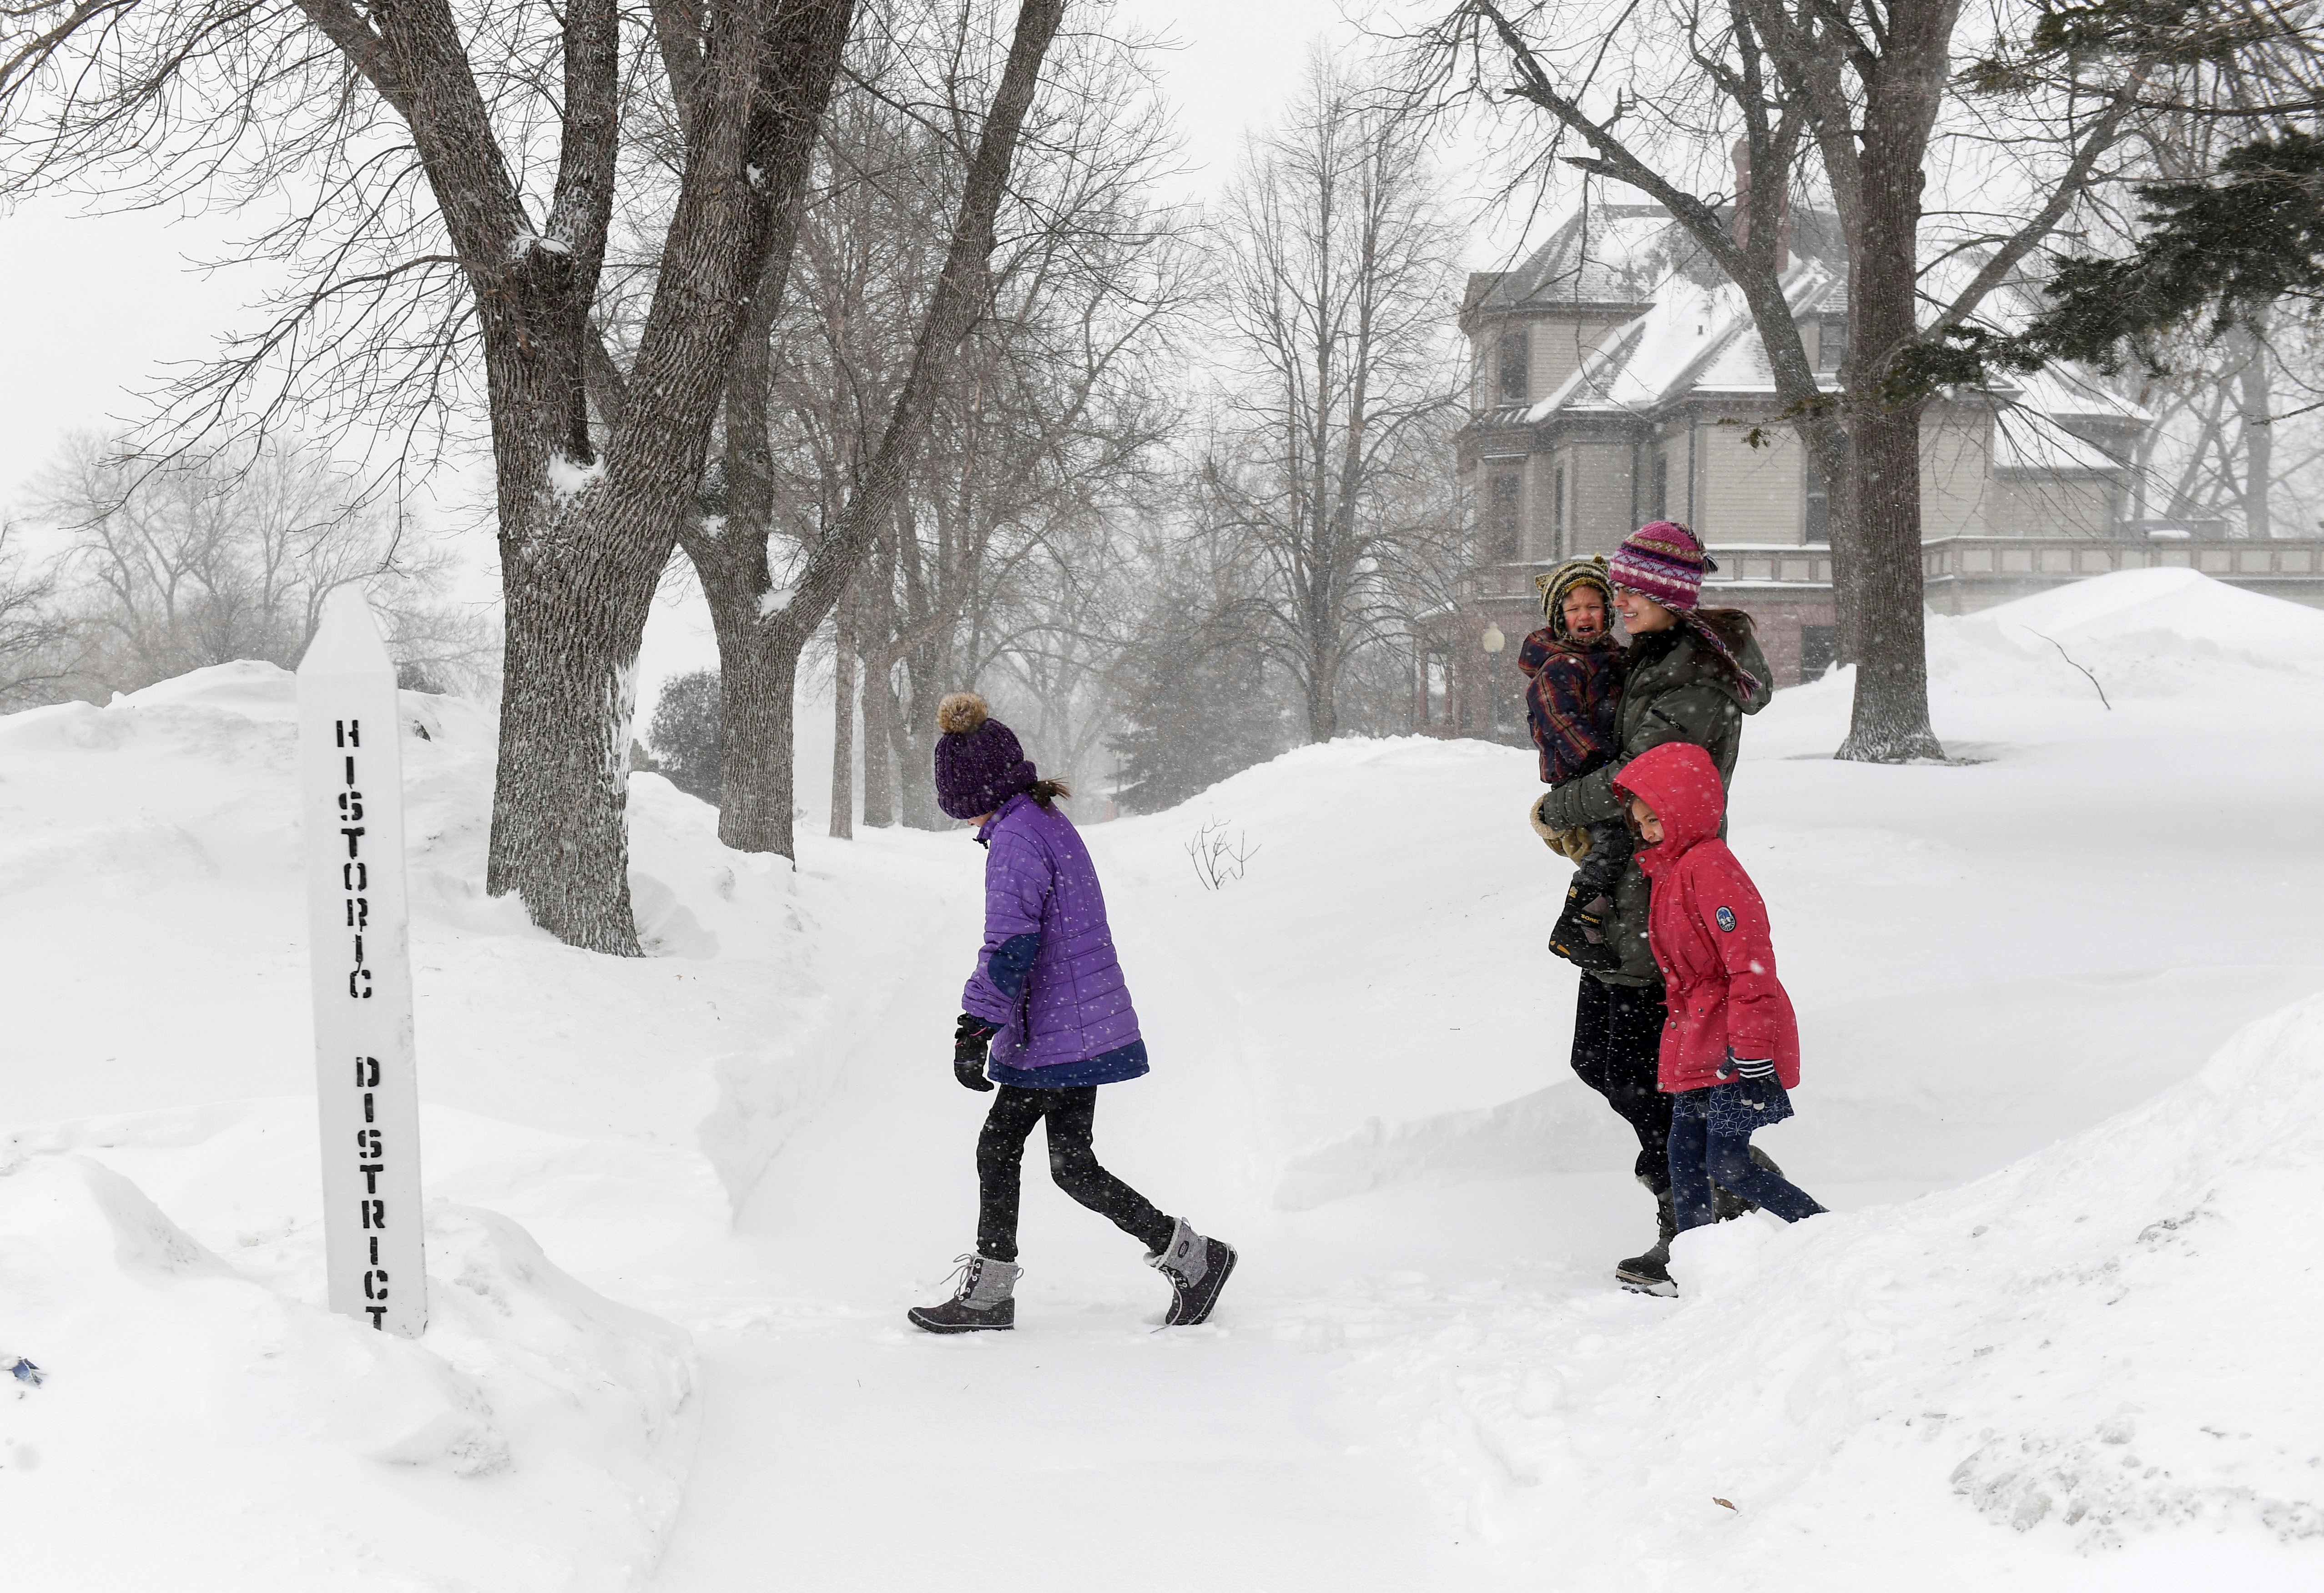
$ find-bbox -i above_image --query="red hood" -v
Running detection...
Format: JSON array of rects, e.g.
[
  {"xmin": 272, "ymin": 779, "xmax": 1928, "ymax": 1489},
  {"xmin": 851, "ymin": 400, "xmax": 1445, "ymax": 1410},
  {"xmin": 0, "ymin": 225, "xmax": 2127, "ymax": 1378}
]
[{"xmin": 1613, "ymin": 741, "xmax": 1725, "ymax": 876}]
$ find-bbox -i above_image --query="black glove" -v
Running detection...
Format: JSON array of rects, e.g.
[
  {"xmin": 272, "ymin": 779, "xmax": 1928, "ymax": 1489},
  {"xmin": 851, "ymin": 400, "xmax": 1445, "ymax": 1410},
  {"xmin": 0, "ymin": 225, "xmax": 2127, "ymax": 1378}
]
[{"xmin": 953, "ymin": 1013, "xmax": 998, "ymax": 1091}]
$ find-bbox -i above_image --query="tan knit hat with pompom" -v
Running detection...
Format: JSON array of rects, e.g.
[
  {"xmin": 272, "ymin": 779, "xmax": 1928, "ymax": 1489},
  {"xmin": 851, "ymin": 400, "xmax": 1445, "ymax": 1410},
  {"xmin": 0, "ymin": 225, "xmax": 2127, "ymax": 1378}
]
[{"xmin": 935, "ymin": 691, "xmax": 988, "ymax": 736}]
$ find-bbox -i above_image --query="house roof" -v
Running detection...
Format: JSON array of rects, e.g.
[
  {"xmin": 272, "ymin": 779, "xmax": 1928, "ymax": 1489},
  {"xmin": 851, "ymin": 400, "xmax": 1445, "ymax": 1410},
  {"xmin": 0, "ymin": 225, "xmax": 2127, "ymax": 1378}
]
[
  {"xmin": 1526, "ymin": 261, "xmax": 1841, "ymax": 422},
  {"xmin": 1468, "ymin": 205, "xmax": 1679, "ymax": 313},
  {"xmin": 1497, "ymin": 202, "xmax": 2148, "ymax": 442}
]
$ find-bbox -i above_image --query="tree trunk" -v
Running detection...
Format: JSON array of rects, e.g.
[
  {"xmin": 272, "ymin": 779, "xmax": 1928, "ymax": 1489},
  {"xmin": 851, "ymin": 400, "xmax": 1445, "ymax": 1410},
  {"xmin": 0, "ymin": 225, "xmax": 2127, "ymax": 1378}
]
[
  {"xmin": 829, "ymin": 575, "xmax": 856, "ymax": 837},
  {"xmin": 485, "ymin": 553, "xmax": 659, "ymax": 954},
  {"xmin": 1303, "ymin": 657, "xmax": 1338, "ymax": 743},
  {"xmin": 891, "ymin": 504, "xmax": 943, "ymax": 827},
  {"xmin": 688, "ymin": 202, "xmax": 797, "ymax": 853},
  {"xmin": 478, "ymin": 0, "xmax": 850, "ymax": 946},
  {"xmin": 861, "ymin": 649, "xmax": 896, "ymax": 826},
  {"xmin": 1832, "ymin": 0, "xmax": 1950, "ymax": 763},
  {"xmin": 894, "ymin": 655, "xmax": 940, "ymax": 827},
  {"xmin": 2233, "ymin": 314, "xmax": 2273, "ymax": 538},
  {"xmin": 860, "ymin": 529, "xmax": 897, "ymax": 827},
  {"xmin": 699, "ymin": 0, "xmax": 1065, "ymax": 859},
  {"xmin": 1837, "ymin": 398, "xmax": 1941, "ymax": 759},
  {"xmin": 700, "ymin": 572, "xmax": 798, "ymax": 849}
]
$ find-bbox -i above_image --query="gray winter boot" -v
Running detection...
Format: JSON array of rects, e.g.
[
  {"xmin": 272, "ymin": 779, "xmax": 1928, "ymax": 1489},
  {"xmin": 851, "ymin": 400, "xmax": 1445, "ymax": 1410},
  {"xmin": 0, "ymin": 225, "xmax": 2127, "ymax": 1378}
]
[
  {"xmin": 1615, "ymin": 1186, "xmax": 1679, "ymax": 1296},
  {"xmin": 907, "ymin": 1253, "xmax": 1022, "ymax": 1334},
  {"xmin": 1148, "ymin": 1218, "xmax": 1237, "ymax": 1326}
]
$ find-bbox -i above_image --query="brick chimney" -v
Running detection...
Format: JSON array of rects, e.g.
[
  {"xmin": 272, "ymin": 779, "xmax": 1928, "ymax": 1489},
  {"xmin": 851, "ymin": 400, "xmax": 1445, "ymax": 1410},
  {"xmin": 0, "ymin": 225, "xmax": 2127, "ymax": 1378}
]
[{"xmin": 1731, "ymin": 138, "xmax": 1791, "ymax": 273}]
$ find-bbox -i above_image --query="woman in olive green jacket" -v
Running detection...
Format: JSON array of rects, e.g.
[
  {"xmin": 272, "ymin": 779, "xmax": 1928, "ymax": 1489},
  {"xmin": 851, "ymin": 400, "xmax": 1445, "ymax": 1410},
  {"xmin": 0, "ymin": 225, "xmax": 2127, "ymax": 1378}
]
[{"xmin": 1533, "ymin": 521, "xmax": 1773, "ymax": 1293}]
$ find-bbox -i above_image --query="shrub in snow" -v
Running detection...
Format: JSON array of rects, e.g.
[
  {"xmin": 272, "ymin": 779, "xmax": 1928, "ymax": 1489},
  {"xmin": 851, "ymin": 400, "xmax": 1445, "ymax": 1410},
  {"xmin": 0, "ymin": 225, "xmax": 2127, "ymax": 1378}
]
[{"xmin": 649, "ymin": 669, "xmax": 722, "ymax": 802}]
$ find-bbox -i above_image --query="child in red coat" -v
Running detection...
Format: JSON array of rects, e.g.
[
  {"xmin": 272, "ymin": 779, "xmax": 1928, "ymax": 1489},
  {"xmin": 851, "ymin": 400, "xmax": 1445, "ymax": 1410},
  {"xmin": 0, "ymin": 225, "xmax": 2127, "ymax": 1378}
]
[{"xmin": 1612, "ymin": 741, "xmax": 1826, "ymax": 1242}]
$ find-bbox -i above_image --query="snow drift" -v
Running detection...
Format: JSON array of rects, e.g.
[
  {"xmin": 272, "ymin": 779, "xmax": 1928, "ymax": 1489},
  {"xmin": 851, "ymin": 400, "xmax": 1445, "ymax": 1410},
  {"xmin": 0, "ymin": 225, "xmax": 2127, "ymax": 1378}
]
[
  {"xmin": 1337, "ymin": 991, "xmax": 2324, "ymax": 1588},
  {"xmin": 3, "ymin": 569, "xmax": 2321, "ymax": 1591},
  {"xmin": 0, "ymin": 1148, "xmax": 694, "ymax": 1592},
  {"xmin": 0, "ymin": 661, "xmax": 939, "ymax": 1215},
  {"xmin": 0, "ymin": 662, "xmax": 968, "ymax": 1588}
]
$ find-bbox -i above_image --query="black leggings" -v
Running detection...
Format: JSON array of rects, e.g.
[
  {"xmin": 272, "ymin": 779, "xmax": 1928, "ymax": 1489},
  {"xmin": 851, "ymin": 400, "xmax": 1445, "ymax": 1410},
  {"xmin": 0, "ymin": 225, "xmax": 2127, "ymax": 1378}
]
[
  {"xmin": 975, "ymin": 1085, "xmax": 1176, "ymax": 1263},
  {"xmin": 1569, "ymin": 975, "xmax": 1674, "ymax": 1194}
]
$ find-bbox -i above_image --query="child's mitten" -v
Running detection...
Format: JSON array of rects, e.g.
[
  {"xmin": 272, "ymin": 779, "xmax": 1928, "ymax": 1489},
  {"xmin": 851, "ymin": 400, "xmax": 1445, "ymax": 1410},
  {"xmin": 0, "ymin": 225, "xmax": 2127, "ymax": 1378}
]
[{"xmin": 953, "ymin": 1013, "xmax": 999, "ymax": 1091}]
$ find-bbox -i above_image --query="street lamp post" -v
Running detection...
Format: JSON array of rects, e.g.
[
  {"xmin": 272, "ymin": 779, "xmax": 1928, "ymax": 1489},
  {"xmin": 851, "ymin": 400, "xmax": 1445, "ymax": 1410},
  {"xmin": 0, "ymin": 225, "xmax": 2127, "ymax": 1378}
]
[{"xmin": 1479, "ymin": 620, "xmax": 1506, "ymax": 733}]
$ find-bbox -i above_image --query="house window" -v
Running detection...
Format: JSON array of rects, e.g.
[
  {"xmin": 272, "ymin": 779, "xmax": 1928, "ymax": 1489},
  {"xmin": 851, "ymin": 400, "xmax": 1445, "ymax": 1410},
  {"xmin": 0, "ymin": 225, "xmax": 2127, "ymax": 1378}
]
[
  {"xmin": 1804, "ymin": 455, "xmax": 1830, "ymax": 542},
  {"xmin": 1551, "ymin": 465, "xmax": 1567, "ymax": 558},
  {"xmin": 1486, "ymin": 472, "xmax": 1522, "ymax": 561},
  {"xmin": 1648, "ymin": 452, "xmax": 1669, "ymax": 521},
  {"xmin": 1818, "ymin": 319, "xmax": 1848, "ymax": 374},
  {"xmin": 1497, "ymin": 331, "xmax": 1530, "ymax": 406}
]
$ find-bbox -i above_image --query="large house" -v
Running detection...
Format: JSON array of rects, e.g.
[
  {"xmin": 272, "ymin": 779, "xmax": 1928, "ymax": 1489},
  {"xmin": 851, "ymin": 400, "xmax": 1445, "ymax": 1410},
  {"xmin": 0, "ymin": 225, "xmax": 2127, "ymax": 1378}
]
[{"xmin": 1420, "ymin": 200, "xmax": 2324, "ymax": 736}]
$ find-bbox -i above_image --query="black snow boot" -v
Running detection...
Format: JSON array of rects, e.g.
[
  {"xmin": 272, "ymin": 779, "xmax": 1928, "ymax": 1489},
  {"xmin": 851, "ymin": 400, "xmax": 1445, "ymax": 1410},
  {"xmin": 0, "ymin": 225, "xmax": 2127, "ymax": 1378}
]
[
  {"xmin": 1149, "ymin": 1218, "xmax": 1237, "ymax": 1326},
  {"xmin": 907, "ymin": 1253, "xmax": 1021, "ymax": 1334},
  {"xmin": 1615, "ymin": 1185, "xmax": 1679, "ymax": 1297},
  {"xmin": 1548, "ymin": 888, "xmax": 1621, "ymax": 972},
  {"xmin": 1711, "ymin": 1145, "xmax": 1786, "ymax": 1222}
]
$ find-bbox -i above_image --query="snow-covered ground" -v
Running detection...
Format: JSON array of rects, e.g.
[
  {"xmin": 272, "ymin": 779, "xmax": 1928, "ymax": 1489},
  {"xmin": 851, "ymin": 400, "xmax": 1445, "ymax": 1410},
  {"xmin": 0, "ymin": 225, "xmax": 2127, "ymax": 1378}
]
[{"xmin": 1, "ymin": 567, "xmax": 2319, "ymax": 1588}]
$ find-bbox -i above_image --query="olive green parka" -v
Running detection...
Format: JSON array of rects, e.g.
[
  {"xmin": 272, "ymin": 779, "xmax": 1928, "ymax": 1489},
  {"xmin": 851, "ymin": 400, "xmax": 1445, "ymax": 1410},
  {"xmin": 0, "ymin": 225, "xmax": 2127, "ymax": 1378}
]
[{"xmin": 1536, "ymin": 620, "xmax": 1774, "ymax": 986}]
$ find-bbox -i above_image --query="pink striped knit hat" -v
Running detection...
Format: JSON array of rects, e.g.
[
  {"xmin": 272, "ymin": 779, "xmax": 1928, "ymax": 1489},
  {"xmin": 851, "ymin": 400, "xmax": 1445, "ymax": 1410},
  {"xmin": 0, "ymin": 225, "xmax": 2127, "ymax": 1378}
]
[{"xmin": 1607, "ymin": 521, "xmax": 1717, "ymax": 612}]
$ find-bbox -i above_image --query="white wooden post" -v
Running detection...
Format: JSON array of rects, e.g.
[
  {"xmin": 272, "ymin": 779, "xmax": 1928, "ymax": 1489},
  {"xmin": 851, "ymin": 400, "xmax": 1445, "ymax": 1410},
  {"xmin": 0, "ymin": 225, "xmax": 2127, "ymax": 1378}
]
[{"xmin": 297, "ymin": 587, "xmax": 427, "ymax": 1337}]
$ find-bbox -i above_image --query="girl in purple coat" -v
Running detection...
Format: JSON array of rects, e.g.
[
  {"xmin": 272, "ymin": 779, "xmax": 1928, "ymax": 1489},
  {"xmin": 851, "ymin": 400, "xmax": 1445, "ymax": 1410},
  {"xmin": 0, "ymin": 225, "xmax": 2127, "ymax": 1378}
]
[{"xmin": 907, "ymin": 693, "xmax": 1237, "ymax": 1334}]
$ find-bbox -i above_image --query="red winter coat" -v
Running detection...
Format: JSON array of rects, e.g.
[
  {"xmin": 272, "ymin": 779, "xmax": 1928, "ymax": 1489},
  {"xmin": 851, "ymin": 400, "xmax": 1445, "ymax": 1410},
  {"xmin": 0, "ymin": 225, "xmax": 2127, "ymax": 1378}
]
[{"xmin": 1614, "ymin": 741, "xmax": 1800, "ymax": 1094}]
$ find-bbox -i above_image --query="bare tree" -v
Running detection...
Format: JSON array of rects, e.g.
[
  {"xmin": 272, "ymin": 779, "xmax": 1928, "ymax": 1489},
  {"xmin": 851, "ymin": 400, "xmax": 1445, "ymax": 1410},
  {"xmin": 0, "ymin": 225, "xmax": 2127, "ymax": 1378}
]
[
  {"xmin": 665, "ymin": 0, "xmax": 1065, "ymax": 859},
  {"xmin": 1209, "ymin": 47, "xmax": 1460, "ymax": 745},
  {"xmin": 686, "ymin": 9, "xmax": 1187, "ymax": 837},
  {"xmin": 3, "ymin": 0, "xmax": 857, "ymax": 952},
  {"xmin": 0, "ymin": 523, "xmax": 79, "ymax": 707},
  {"xmin": 32, "ymin": 432, "xmax": 488, "ymax": 696}
]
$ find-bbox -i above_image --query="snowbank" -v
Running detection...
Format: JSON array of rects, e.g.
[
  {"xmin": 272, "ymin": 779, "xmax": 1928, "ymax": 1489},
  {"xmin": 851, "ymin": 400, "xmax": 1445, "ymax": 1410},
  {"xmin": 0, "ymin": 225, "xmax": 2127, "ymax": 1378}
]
[
  {"xmin": 0, "ymin": 1148, "xmax": 694, "ymax": 1592},
  {"xmin": 1084, "ymin": 571, "xmax": 2324, "ymax": 1218},
  {"xmin": 0, "ymin": 662, "xmax": 969, "ymax": 1588},
  {"xmin": 1330, "ymin": 992, "xmax": 2324, "ymax": 1588},
  {"xmin": 0, "ymin": 661, "xmax": 948, "ymax": 1212},
  {"xmin": 5, "ymin": 570, "xmax": 2322, "ymax": 1590},
  {"xmin": 1755, "ymin": 565, "xmax": 2324, "ymax": 761}
]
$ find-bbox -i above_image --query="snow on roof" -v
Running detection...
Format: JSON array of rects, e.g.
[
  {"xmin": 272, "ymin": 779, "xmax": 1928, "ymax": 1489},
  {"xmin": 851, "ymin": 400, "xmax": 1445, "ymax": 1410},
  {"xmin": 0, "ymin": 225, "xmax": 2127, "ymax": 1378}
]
[
  {"xmin": 1999, "ymin": 361, "xmax": 2149, "ymax": 427},
  {"xmin": 1480, "ymin": 204, "xmax": 1685, "ymax": 311},
  {"xmin": 1526, "ymin": 261, "xmax": 1843, "ymax": 420},
  {"xmin": 1989, "ymin": 404, "xmax": 2126, "ymax": 474},
  {"xmin": 1498, "ymin": 208, "xmax": 2147, "ymax": 441}
]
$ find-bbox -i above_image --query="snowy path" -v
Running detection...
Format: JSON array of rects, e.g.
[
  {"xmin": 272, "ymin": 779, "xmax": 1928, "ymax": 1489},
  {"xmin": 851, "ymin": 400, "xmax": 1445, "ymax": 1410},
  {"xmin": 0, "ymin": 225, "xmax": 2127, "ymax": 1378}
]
[
  {"xmin": 643, "ymin": 873, "xmax": 1501, "ymax": 1592},
  {"xmin": 14, "ymin": 573, "xmax": 2324, "ymax": 1590}
]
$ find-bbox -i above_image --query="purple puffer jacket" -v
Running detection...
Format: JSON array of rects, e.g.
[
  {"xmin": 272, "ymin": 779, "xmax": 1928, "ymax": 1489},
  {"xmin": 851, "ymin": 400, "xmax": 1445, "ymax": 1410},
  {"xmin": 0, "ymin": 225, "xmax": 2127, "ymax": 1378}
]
[{"xmin": 960, "ymin": 793, "xmax": 1148, "ymax": 1089}]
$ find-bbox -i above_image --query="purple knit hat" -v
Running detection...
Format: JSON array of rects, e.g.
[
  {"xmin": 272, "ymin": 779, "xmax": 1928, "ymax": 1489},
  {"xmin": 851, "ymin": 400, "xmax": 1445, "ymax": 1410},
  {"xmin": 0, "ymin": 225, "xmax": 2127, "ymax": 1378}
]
[
  {"xmin": 1607, "ymin": 521, "xmax": 1717, "ymax": 613},
  {"xmin": 933, "ymin": 692, "xmax": 1037, "ymax": 821}
]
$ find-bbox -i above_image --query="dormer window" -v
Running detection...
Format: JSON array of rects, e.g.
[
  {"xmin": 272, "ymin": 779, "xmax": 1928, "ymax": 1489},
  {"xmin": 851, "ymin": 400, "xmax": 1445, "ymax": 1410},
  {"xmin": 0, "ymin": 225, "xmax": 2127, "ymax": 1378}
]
[
  {"xmin": 1498, "ymin": 331, "xmax": 1530, "ymax": 405},
  {"xmin": 1818, "ymin": 318, "xmax": 1848, "ymax": 374}
]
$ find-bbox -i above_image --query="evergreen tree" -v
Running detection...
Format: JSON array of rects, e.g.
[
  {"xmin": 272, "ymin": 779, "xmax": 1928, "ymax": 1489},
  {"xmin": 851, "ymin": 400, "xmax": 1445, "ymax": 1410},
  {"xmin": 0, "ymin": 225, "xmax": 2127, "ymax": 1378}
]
[
  {"xmin": 648, "ymin": 671, "xmax": 724, "ymax": 803},
  {"xmin": 1109, "ymin": 630, "xmax": 1283, "ymax": 816}
]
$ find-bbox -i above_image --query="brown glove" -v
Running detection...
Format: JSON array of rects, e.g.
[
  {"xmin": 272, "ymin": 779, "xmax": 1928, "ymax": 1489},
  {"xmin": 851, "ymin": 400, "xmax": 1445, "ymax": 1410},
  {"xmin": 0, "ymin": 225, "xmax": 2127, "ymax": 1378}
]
[{"xmin": 1527, "ymin": 797, "xmax": 1593, "ymax": 861}]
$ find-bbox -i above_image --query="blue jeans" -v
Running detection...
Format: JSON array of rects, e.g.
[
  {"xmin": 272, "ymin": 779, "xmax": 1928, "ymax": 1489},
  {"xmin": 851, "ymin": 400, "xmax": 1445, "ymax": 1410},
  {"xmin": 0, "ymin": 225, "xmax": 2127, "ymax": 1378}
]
[{"xmin": 1667, "ymin": 1080, "xmax": 1826, "ymax": 1231}]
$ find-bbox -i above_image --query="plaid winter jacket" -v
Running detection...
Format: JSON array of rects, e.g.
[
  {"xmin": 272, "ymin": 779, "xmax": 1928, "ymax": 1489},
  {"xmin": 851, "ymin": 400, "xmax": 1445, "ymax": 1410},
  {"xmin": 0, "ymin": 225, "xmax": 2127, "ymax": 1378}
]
[{"xmin": 1516, "ymin": 626, "xmax": 1622, "ymax": 786}]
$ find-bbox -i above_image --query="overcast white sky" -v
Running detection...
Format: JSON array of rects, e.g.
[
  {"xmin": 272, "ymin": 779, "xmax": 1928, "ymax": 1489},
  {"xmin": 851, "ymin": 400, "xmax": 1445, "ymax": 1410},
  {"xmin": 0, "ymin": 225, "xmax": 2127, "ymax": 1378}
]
[
  {"xmin": 0, "ymin": 0, "xmax": 1401, "ymax": 508},
  {"xmin": 0, "ymin": 0, "xmax": 1535, "ymax": 730}
]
